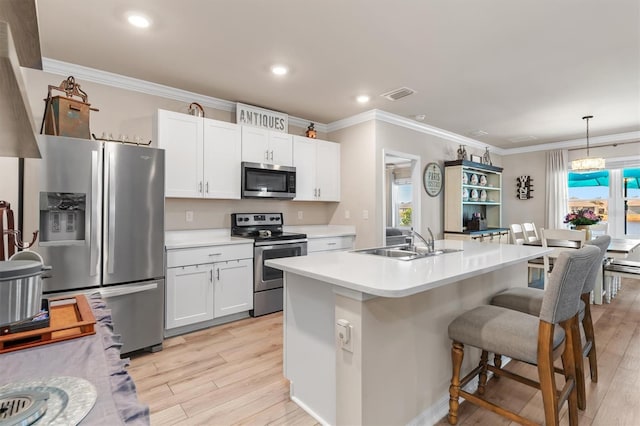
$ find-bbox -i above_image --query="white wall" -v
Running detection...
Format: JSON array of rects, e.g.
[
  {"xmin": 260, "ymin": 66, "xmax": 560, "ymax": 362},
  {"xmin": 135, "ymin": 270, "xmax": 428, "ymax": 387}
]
[
  {"xmin": 501, "ymin": 151, "xmax": 547, "ymax": 228},
  {"xmin": 327, "ymin": 121, "xmax": 376, "ymax": 248}
]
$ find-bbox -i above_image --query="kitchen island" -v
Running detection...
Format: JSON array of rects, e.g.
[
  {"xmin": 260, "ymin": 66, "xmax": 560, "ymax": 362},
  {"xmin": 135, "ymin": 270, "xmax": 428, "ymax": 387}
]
[{"xmin": 266, "ymin": 239, "xmax": 549, "ymax": 425}]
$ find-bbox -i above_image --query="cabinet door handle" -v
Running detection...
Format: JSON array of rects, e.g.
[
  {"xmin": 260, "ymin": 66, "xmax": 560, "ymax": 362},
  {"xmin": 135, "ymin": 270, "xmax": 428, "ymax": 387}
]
[
  {"xmin": 327, "ymin": 242, "xmax": 337, "ymax": 246},
  {"xmin": 217, "ymin": 268, "xmax": 220, "ymax": 280},
  {"xmin": 206, "ymin": 182, "xmax": 209, "ymax": 193},
  {"xmin": 265, "ymin": 150, "xmax": 269, "ymax": 160},
  {"xmin": 210, "ymin": 269, "xmax": 213, "ymax": 282},
  {"xmin": 208, "ymin": 253, "xmax": 222, "ymax": 257},
  {"xmin": 270, "ymin": 150, "xmax": 274, "ymax": 161},
  {"xmin": 199, "ymin": 181, "xmax": 203, "ymax": 193},
  {"xmin": 318, "ymin": 187, "xmax": 321, "ymax": 198}
]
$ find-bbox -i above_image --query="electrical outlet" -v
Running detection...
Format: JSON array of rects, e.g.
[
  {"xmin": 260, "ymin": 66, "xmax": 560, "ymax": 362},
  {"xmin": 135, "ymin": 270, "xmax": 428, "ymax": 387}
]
[
  {"xmin": 362, "ymin": 210, "xmax": 369, "ymax": 220},
  {"xmin": 185, "ymin": 210, "xmax": 194, "ymax": 222},
  {"xmin": 345, "ymin": 210, "xmax": 350, "ymax": 219},
  {"xmin": 336, "ymin": 319, "xmax": 353, "ymax": 352},
  {"xmin": 298, "ymin": 211, "xmax": 303, "ymax": 220}
]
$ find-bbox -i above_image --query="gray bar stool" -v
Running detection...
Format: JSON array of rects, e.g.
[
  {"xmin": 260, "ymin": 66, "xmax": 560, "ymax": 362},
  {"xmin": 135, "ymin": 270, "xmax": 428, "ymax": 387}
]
[
  {"xmin": 491, "ymin": 235, "xmax": 610, "ymax": 410},
  {"xmin": 447, "ymin": 245, "xmax": 600, "ymax": 426}
]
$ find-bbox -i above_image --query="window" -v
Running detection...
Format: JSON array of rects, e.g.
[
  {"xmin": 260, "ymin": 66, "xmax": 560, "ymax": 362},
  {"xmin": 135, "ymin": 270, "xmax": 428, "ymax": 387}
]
[{"xmin": 568, "ymin": 168, "xmax": 640, "ymax": 237}]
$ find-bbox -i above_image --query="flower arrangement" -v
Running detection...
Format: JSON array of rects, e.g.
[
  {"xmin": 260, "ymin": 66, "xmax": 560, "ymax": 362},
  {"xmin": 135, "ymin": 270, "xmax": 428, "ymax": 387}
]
[{"xmin": 564, "ymin": 208, "xmax": 601, "ymax": 226}]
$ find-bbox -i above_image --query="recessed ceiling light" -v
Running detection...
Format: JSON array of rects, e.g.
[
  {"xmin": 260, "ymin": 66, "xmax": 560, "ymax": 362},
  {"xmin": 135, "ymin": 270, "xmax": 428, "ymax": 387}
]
[
  {"xmin": 127, "ymin": 13, "xmax": 151, "ymax": 28},
  {"xmin": 271, "ymin": 65, "xmax": 288, "ymax": 76},
  {"xmin": 356, "ymin": 95, "xmax": 370, "ymax": 103},
  {"xmin": 414, "ymin": 114, "xmax": 426, "ymax": 121}
]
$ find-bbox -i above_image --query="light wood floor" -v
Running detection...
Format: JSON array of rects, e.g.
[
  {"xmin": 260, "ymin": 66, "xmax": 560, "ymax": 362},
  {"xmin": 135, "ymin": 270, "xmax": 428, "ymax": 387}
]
[{"xmin": 130, "ymin": 278, "xmax": 640, "ymax": 425}]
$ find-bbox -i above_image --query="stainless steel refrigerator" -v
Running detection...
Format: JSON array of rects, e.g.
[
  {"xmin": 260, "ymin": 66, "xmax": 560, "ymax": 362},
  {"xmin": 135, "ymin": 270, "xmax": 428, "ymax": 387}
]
[{"xmin": 24, "ymin": 135, "xmax": 165, "ymax": 354}]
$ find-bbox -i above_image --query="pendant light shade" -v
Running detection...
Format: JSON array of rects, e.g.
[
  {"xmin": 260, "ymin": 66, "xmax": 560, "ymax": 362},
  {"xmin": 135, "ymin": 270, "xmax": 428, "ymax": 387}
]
[{"xmin": 571, "ymin": 115, "xmax": 605, "ymax": 172}]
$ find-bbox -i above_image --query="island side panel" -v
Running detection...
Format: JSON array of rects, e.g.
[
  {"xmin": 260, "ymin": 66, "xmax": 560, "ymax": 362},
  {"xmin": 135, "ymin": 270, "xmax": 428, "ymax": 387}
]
[
  {"xmin": 335, "ymin": 262, "xmax": 528, "ymax": 425},
  {"xmin": 283, "ymin": 273, "xmax": 337, "ymax": 425}
]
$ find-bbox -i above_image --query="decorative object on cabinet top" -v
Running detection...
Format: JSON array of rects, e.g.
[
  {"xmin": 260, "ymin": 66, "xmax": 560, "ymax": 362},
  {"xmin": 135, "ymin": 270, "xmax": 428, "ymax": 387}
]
[
  {"xmin": 482, "ymin": 147, "xmax": 492, "ymax": 166},
  {"xmin": 470, "ymin": 154, "xmax": 482, "ymax": 164},
  {"xmin": 188, "ymin": 102, "xmax": 204, "ymax": 117},
  {"xmin": 305, "ymin": 122, "xmax": 317, "ymax": 138},
  {"xmin": 456, "ymin": 145, "xmax": 468, "ymax": 161}
]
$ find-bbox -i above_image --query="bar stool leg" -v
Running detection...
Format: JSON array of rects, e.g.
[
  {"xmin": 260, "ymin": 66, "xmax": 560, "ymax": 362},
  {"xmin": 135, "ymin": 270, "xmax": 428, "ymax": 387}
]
[
  {"xmin": 538, "ymin": 322, "xmax": 561, "ymax": 426},
  {"xmin": 493, "ymin": 354, "xmax": 502, "ymax": 380},
  {"xmin": 448, "ymin": 342, "xmax": 464, "ymax": 425},
  {"xmin": 478, "ymin": 350, "xmax": 489, "ymax": 395},
  {"xmin": 581, "ymin": 293, "xmax": 598, "ymax": 383}
]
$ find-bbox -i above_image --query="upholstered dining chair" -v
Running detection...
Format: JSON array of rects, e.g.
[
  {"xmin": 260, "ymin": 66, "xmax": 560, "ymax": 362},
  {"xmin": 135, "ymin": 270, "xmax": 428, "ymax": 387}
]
[
  {"xmin": 447, "ymin": 245, "xmax": 600, "ymax": 426},
  {"xmin": 540, "ymin": 228, "xmax": 587, "ymax": 287},
  {"xmin": 491, "ymin": 236, "xmax": 611, "ymax": 411}
]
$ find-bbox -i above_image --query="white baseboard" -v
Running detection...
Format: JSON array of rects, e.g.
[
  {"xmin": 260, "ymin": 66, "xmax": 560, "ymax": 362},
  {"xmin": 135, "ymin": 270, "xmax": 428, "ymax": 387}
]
[{"xmin": 290, "ymin": 393, "xmax": 331, "ymax": 426}]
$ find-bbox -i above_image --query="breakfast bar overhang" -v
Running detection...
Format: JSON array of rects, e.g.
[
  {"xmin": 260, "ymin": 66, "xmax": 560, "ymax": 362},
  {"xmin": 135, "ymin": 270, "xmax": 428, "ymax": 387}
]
[{"xmin": 266, "ymin": 240, "xmax": 550, "ymax": 425}]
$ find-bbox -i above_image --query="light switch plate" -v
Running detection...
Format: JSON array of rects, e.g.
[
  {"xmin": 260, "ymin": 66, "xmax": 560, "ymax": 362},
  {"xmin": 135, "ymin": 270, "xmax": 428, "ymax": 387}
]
[{"xmin": 185, "ymin": 211, "xmax": 194, "ymax": 222}]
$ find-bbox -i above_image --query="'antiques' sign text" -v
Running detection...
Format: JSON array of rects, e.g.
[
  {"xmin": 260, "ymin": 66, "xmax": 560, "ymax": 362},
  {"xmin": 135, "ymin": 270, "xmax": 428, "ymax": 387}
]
[{"xmin": 236, "ymin": 103, "xmax": 288, "ymax": 133}]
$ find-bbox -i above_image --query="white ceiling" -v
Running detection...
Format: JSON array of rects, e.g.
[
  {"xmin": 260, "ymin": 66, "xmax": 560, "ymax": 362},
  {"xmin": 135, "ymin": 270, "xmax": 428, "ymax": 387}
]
[{"xmin": 35, "ymin": 0, "xmax": 640, "ymax": 149}]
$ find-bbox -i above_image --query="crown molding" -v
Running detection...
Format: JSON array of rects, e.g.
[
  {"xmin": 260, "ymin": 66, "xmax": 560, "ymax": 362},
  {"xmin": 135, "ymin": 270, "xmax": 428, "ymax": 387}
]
[
  {"xmin": 500, "ymin": 131, "xmax": 640, "ymax": 155},
  {"xmin": 327, "ymin": 109, "xmax": 498, "ymax": 152},
  {"xmin": 40, "ymin": 57, "xmax": 328, "ymax": 133}
]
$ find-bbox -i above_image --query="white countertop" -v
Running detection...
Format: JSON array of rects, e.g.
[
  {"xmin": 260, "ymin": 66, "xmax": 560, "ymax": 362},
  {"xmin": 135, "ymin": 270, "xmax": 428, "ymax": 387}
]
[
  {"xmin": 165, "ymin": 229, "xmax": 252, "ymax": 249},
  {"xmin": 284, "ymin": 225, "xmax": 356, "ymax": 238},
  {"xmin": 266, "ymin": 240, "xmax": 550, "ymax": 298},
  {"xmin": 166, "ymin": 225, "xmax": 356, "ymax": 249}
]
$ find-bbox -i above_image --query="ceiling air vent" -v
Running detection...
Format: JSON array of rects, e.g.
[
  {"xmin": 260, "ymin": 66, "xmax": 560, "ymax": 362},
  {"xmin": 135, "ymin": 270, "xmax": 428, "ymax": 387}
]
[{"xmin": 380, "ymin": 87, "xmax": 416, "ymax": 101}]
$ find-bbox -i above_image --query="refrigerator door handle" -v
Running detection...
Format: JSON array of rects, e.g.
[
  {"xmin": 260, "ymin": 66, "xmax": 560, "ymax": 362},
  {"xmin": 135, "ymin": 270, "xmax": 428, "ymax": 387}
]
[
  {"xmin": 90, "ymin": 150, "xmax": 102, "ymax": 277},
  {"xmin": 100, "ymin": 282, "xmax": 159, "ymax": 298},
  {"xmin": 106, "ymin": 150, "xmax": 116, "ymax": 274}
]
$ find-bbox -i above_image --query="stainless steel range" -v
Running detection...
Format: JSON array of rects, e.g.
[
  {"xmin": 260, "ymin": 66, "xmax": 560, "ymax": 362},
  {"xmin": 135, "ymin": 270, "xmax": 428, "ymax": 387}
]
[{"xmin": 231, "ymin": 213, "xmax": 307, "ymax": 317}]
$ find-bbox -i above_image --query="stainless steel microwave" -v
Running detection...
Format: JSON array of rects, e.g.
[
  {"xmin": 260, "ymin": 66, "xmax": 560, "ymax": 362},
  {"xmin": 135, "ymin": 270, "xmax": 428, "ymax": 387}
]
[{"xmin": 241, "ymin": 162, "xmax": 296, "ymax": 199}]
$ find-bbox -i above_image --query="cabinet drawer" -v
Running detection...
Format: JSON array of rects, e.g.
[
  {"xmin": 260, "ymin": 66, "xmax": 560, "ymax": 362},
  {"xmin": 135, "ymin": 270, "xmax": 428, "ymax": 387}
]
[
  {"xmin": 308, "ymin": 236, "xmax": 354, "ymax": 253},
  {"xmin": 167, "ymin": 243, "xmax": 253, "ymax": 267}
]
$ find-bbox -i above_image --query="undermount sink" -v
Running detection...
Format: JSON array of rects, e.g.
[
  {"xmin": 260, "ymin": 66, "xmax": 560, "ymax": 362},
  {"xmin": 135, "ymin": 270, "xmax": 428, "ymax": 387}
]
[{"xmin": 353, "ymin": 245, "xmax": 462, "ymax": 260}]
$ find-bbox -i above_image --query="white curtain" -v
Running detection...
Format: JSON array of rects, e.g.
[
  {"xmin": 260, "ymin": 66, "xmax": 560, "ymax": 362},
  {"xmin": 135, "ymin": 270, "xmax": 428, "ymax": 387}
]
[{"xmin": 545, "ymin": 150, "xmax": 569, "ymax": 229}]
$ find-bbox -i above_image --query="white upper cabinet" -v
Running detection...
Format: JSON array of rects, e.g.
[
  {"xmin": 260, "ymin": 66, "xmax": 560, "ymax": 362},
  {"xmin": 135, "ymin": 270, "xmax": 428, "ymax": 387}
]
[
  {"xmin": 241, "ymin": 126, "xmax": 293, "ymax": 166},
  {"xmin": 155, "ymin": 109, "xmax": 241, "ymax": 199},
  {"xmin": 155, "ymin": 109, "xmax": 203, "ymax": 198},
  {"xmin": 293, "ymin": 136, "xmax": 340, "ymax": 201},
  {"xmin": 203, "ymin": 119, "xmax": 241, "ymax": 199}
]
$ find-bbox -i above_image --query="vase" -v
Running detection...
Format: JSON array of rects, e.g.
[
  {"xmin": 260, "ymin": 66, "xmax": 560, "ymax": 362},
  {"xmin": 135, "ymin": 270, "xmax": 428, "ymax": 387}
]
[{"xmin": 575, "ymin": 225, "xmax": 592, "ymax": 240}]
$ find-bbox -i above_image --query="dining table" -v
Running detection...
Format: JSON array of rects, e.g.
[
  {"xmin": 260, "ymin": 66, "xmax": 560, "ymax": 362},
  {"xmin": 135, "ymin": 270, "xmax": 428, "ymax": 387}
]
[{"xmin": 524, "ymin": 237, "xmax": 640, "ymax": 304}]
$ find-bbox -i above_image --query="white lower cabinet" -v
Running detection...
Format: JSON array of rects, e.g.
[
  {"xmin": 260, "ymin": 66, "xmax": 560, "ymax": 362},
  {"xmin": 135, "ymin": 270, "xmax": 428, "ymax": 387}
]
[
  {"xmin": 165, "ymin": 243, "xmax": 253, "ymax": 332},
  {"xmin": 308, "ymin": 235, "xmax": 355, "ymax": 254},
  {"xmin": 166, "ymin": 264, "xmax": 214, "ymax": 329},
  {"xmin": 214, "ymin": 258, "xmax": 253, "ymax": 318}
]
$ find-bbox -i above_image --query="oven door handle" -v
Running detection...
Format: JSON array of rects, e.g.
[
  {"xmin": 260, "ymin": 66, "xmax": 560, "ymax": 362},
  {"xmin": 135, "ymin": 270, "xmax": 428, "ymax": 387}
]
[
  {"xmin": 255, "ymin": 243, "xmax": 307, "ymax": 251},
  {"xmin": 254, "ymin": 239, "xmax": 308, "ymax": 247}
]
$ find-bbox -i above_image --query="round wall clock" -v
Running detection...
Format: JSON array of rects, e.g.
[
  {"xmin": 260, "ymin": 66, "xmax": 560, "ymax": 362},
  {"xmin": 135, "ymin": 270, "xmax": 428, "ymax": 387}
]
[{"xmin": 423, "ymin": 162, "xmax": 443, "ymax": 197}]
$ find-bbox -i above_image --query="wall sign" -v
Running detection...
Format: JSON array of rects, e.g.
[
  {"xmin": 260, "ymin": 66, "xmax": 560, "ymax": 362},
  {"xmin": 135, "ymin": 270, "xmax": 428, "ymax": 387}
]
[
  {"xmin": 516, "ymin": 175, "xmax": 534, "ymax": 199},
  {"xmin": 423, "ymin": 162, "xmax": 443, "ymax": 197},
  {"xmin": 236, "ymin": 103, "xmax": 288, "ymax": 133}
]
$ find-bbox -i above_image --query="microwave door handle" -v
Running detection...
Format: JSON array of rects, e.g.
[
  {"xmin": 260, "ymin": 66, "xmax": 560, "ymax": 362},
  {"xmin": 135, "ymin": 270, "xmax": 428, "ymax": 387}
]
[
  {"xmin": 106, "ymin": 150, "xmax": 116, "ymax": 274},
  {"xmin": 90, "ymin": 150, "xmax": 102, "ymax": 277}
]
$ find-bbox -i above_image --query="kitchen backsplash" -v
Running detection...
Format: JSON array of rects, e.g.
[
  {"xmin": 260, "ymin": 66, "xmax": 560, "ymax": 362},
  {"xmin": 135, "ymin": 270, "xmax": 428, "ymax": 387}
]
[{"xmin": 165, "ymin": 198, "xmax": 337, "ymax": 230}]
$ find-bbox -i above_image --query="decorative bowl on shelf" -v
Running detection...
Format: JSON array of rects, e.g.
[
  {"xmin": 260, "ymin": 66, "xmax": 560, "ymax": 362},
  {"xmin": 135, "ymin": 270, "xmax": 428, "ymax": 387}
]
[
  {"xmin": 462, "ymin": 173, "xmax": 468, "ymax": 184},
  {"xmin": 470, "ymin": 189, "xmax": 479, "ymax": 201},
  {"xmin": 470, "ymin": 174, "xmax": 479, "ymax": 185},
  {"xmin": 480, "ymin": 189, "xmax": 487, "ymax": 201},
  {"xmin": 462, "ymin": 188, "xmax": 469, "ymax": 201},
  {"xmin": 479, "ymin": 175, "xmax": 487, "ymax": 186}
]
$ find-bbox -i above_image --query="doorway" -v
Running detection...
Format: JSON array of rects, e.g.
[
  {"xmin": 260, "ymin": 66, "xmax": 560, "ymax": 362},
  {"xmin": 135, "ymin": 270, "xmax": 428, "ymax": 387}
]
[{"xmin": 382, "ymin": 150, "xmax": 421, "ymax": 245}]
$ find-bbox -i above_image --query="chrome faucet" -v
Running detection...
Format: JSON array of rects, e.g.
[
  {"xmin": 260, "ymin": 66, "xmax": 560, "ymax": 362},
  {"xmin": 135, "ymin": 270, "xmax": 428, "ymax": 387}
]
[{"xmin": 410, "ymin": 228, "xmax": 435, "ymax": 253}]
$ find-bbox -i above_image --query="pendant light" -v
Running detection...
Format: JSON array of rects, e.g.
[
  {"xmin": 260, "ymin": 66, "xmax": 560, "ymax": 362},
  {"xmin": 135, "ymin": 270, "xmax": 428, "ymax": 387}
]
[{"xmin": 571, "ymin": 115, "xmax": 605, "ymax": 172}]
